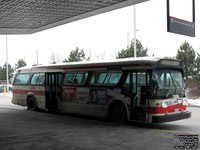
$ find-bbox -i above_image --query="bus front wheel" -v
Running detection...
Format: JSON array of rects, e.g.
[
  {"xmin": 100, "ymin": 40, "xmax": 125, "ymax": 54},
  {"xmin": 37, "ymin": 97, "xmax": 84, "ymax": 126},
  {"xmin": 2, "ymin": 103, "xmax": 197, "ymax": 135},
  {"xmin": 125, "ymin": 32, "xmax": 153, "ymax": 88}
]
[
  {"xmin": 27, "ymin": 97, "xmax": 36, "ymax": 111},
  {"xmin": 109, "ymin": 103, "xmax": 127, "ymax": 123}
]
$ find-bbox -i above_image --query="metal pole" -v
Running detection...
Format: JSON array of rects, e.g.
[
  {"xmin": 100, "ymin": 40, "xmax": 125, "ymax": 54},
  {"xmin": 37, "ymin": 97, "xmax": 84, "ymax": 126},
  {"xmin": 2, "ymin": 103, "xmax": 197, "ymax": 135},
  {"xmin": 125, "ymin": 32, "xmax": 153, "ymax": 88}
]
[
  {"xmin": 134, "ymin": 5, "xmax": 137, "ymax": 58},
  {"xmin": 36, "ymin": 49, "xmax": 38, "ymax": 65},
  {"xmin": 167, "ymin": 0, "xmax": 170, "ymax": 32},
  {"xmin": 193, "ymin": 0, "xmax": 195, "ymax": 23},
  {"xmin": 6, "ymin": 35, "xmax": 9, "ymax": 92}
]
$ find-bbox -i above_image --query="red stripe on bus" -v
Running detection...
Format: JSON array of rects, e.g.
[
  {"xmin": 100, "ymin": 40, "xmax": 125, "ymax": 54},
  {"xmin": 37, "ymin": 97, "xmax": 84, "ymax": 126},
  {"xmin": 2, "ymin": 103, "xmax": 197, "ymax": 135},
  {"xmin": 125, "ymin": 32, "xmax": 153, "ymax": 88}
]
[
  {"xmin": 13, "ymin": 89, "xmax": 45, "ymax": 96},
  {"xmin": 13, "ymin": 89, "xmax": 27, "ymax": 94},
  {"xmin": 148, "ymin": 104, "xmax": 186, "ymax": 114}
]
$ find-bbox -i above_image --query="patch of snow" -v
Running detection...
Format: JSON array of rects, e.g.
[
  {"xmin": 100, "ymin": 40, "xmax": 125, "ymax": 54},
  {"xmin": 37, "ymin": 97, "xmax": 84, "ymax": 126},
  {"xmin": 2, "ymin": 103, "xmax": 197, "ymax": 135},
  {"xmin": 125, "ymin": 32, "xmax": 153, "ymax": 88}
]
[{"xmin": 187, "ymin": 99, "xmax": 200, "ymax": 107}]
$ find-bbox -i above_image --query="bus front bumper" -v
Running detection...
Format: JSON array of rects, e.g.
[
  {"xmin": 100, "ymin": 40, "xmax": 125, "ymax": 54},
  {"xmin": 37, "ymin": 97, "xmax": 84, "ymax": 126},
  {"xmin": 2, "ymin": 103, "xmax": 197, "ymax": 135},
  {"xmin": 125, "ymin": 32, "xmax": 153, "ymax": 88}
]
[{"xmin": 152, "ymin": 111, "xmax": 191, "ymax": 123}]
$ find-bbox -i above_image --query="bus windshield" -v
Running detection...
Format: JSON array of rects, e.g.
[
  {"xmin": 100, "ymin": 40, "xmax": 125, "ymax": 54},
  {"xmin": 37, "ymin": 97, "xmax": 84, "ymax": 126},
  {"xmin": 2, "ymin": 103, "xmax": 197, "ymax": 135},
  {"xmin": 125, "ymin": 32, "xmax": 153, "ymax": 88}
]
[{"xmin": 152, "ymin": 70, "xmax": 185, "ymax": 99}]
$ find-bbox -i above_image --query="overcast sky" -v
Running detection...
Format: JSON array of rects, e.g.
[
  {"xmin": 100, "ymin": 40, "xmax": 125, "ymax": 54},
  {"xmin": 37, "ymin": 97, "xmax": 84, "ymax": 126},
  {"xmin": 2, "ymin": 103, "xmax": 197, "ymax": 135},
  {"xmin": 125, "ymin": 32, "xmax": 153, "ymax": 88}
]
[{"xmin": 0, "ymin": 0, "xmax": 199, "ymax": 67}]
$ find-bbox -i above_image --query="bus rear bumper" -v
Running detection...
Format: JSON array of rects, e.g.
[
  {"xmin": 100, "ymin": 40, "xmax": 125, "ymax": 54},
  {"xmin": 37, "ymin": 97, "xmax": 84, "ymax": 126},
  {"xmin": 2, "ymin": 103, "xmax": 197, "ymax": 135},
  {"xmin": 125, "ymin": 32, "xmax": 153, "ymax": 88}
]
[{"xmin": 152, "ymin": 111, "xmax": 191, "ymax": 123}]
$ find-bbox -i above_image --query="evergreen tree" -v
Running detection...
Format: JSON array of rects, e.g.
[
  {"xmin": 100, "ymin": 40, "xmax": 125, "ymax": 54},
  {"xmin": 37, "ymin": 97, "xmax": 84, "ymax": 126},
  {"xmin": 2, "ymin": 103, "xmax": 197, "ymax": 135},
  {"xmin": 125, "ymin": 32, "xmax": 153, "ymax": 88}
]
[
  {"xmin": 194, "ymin": 53, "xmax": 200, "ymax": 83},
  {"xmin": 117, "ymin": 39, "xmax": 148, "ymax": 58},
  {"xmin": 15, "ymin": 59, "xmax": 27, "ymax": 69},
  {"xmin": 176, "ymin": 41, "xmax": 196, "ymax": 79},
  {"xmin": 0, "ymin": 63, "xmax": 14, "ymax": 81},
  {"xmin": 63, "ymin": 47, "xmax": 89, "ymax": 62}
]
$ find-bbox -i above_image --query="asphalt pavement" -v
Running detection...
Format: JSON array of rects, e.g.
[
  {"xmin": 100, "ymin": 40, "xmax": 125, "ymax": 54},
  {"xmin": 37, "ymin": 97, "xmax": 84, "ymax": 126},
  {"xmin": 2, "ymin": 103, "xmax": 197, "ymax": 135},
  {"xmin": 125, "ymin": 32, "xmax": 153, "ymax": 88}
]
[{"xmin": 0, "ymin": 95, "xmax": 199, "ymax": 150}]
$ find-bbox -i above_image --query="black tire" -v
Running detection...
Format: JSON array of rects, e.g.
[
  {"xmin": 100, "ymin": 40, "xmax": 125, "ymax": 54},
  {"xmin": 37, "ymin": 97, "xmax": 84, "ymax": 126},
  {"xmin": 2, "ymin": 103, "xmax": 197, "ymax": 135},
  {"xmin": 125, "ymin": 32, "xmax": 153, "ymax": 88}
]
[
  {"xmin": 109, "ymin": 103, "xmax": 127, "ymax": 123},
  {"xmin": 27, "ymin": 97, "xmax": 36, "ymax": 111}
]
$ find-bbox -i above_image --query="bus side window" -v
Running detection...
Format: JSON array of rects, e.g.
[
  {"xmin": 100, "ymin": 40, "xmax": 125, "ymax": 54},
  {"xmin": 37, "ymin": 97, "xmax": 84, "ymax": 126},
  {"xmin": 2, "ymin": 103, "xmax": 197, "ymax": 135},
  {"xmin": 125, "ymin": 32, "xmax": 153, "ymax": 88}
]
[
  {"xmin": 74, "ymin": 73, "xmax": 88, "ymax": 85},
  {"xmin": 90, "ymin": 73, "xmax": 99, "ymax": 84},
  {"xmin": 104, "ymin": 72, "xmax": 122, "ymax": 85},
  {"xmin": 90, "ymin": 72, "xmax": 121, "ymax": 85},
  {"xmin": 37, "ymin": 73, "xmax": 45, "ymax": 85},
  {"xmin": 63, "ymin": 73, "xmax": 75, "ymax": 85},
  {"xmin": 90, "ymin": 72, "xmax": 106, "ymax": 85},
  {"xmin": 31, "ymin": 74, "xmax": 40, "ymax": 84},
  {"xmin": 14, "ymin": 74, "xmax": 30, "ymax": 85},
  {"xmin": 98, "ymin": 73, "xmax": 107, "ymax": 84},
  {"xmin": 63, "ymin": 72, "xmax": 88, "ymax": 85}
]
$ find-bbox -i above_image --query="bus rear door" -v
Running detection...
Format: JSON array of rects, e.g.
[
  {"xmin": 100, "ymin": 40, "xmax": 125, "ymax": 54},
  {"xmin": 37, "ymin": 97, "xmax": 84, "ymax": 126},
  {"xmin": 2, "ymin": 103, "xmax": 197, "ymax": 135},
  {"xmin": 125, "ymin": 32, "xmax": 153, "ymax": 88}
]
[{"xmin": 45, "ymin": 73, "xmax": 63, "ymax": 111}]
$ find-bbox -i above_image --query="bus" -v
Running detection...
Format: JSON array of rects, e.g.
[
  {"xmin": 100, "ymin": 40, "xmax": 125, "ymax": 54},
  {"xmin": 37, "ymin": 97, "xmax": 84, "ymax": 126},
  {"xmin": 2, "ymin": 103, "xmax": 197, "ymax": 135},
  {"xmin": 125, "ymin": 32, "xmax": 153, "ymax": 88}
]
[{"xmin": 12, "ymin": 57, "xmax": 191, "ymax": 123}]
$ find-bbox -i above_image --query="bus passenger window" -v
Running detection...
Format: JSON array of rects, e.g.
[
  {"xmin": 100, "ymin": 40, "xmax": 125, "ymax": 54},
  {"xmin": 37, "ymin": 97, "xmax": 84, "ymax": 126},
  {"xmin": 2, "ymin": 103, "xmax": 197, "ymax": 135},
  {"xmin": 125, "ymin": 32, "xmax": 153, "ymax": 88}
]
[
  {"xmin": 63, "ymin": 73, "xmax": 75, "ymax": 84},
  {"xmin": 31, "ymin": 74, "xmax": 40, "ymax": 84},
  {"xmin": 37, "ymin": 73, "xmax": 45, "ymax": 84},
  {"xmin": 14, "ymin": 74, "xmax": 30, "ymax": 85},
  {"xmin": 90, "ymin": 74, "xmax": 96, "ymax": 84},
  {"xmin": 98, "ymin": 73, "xmax": 107, "ymax": 84},
  {"xmin": 74, "ymin": 73, "xmax": 88, "ymax": 84},
  {"xmin": 90, "ymin": 72, "xmax": 106, "ymax": 84},
  {"xmin": 63, "ymin": 72, "xmax": 88, "ymax": 85},
  {"xmin": 104, "ymin": 72, "xmax": 122, "ymax": 84},
  {"xmin": 90, "ymin": 72, "xmax": 121, "ymax": 85}
]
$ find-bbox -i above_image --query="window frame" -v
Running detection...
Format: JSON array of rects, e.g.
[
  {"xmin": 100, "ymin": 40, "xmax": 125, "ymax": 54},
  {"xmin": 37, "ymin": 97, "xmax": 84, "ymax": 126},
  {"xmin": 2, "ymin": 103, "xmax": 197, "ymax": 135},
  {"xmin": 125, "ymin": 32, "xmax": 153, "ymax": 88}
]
[
  {"xmin": 90, "ymin": 71, "xmax": 122, "ymax": 86},
  {"xmin": 63, "ymin": 72, "xmax": 88, "ymax": 86},
  {"xmin": 30, "ymin": 73, "xmax": 45, "ymax": 85},
  {"xmin": 13, "ymin": 73, "xmax": 31, "ymax": 85}
]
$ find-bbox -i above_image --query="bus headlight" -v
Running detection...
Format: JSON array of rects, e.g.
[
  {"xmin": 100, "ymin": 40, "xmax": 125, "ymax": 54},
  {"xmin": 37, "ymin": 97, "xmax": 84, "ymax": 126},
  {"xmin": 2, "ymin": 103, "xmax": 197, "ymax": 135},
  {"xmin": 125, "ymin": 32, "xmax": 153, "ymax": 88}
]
[
  {"xmin": 161, "ymin": 101, "xmax": 168, "ymax": 108},
  {"xmin": 182, "ymin": 99, "xmax": 188, "ymax": 105}
]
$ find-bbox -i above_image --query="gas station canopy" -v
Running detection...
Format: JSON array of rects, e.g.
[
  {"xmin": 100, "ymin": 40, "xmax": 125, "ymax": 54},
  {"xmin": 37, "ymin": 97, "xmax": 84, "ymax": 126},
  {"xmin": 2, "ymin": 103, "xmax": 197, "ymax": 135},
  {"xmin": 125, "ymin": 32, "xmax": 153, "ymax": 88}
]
[{"xmin": 0, "ymin": 0, "xmax": 148, "ymax": 34}]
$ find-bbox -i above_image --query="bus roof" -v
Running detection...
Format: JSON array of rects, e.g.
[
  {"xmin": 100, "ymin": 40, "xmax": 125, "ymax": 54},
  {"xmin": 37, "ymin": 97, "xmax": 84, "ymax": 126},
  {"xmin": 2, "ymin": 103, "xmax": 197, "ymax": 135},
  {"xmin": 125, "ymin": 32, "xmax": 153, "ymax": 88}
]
[
  {"xmin": 16, "ymin": 57, "xmax": 182, "ymax": 73},
  {"xmin": 34, "ymin": 57, "xmax": 160, "ymax": 68}
]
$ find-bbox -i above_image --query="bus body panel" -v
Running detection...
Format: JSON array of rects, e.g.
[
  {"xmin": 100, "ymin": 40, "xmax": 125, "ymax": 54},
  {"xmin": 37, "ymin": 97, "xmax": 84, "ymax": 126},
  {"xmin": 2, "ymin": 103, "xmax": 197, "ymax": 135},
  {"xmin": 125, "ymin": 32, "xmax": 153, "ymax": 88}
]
[
  {"xmin": 61, "ymin": 87, "xmax": 130, "ymax": 119},
  {"xmin": 11, "ymin": 57, "xmax": 191, "ymax": 123}
]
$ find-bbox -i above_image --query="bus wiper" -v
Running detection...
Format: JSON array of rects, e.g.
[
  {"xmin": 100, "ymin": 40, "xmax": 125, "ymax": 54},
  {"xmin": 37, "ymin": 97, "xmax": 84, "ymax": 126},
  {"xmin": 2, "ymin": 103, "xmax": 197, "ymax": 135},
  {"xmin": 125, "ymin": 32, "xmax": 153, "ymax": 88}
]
[{"xmin": 164, "ymin": 80, "xmax": 172, "ymax": 99}]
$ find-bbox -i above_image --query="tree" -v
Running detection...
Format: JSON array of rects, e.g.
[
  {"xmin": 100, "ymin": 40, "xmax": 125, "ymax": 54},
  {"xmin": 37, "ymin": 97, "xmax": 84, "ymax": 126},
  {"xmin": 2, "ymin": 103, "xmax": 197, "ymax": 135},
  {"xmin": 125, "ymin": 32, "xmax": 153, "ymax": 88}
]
[
  {"xmin": 63, "ymin": 47, "xmax": 89, "ymax": 62},
  {"xmin": 193, "ymin": 53, "xmax": 200, "ymax": 83},
  {"xmin": 0, "ymin": 66, "xmax": 4, "ymax": 81},
  {"xmin": 117, "ymin": 39, "xmax": 148, "ymax": 58},
  {"xmin": 0, "ymin": 63, "xmax": 14, "ymax": 81},
  {"xmin": 15, "ymin": 59, "xmax": 27, "ymax": 69},
  {"xmin": 176, "ymin": 41, "xmax": 196, "ymax": 79}
]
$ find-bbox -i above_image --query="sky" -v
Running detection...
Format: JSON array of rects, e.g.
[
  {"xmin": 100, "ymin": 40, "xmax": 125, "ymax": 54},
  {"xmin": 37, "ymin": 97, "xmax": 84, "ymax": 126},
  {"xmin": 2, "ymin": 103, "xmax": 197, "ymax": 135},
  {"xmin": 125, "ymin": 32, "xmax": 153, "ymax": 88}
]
[{"xmin": 0, "ymin": 0, "xmax": 199, "ymax": 67}]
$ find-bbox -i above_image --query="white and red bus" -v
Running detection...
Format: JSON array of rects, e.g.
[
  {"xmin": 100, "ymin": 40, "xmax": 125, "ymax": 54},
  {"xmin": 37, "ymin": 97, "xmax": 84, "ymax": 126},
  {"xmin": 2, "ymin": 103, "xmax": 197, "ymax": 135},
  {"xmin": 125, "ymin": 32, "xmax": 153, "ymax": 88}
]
[{"xmin": 12, "ymin": 57, "xmax": 191, "ymax": 123}]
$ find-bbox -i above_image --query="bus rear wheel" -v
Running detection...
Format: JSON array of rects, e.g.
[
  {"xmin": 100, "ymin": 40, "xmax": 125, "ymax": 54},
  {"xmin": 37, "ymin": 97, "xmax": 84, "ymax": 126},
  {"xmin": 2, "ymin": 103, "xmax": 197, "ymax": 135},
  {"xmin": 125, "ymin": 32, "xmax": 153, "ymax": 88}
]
[
  {"xmin": 27, "ymin": 97, "xmax": 36, "ymax": 111},
  {"xmin": 109, "ymin": 103, "xmax": 127, "ymax": 123}
]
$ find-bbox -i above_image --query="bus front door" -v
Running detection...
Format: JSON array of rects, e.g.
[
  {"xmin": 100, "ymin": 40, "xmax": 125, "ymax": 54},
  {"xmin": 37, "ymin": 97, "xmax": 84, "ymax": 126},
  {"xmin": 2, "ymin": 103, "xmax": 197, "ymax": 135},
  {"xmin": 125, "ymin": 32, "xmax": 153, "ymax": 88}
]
[
  {"xmin": 125, "ymin": 72, "xmax": 150, "ymax": 122},
  {"xmin": 45, "ymin": 73, "xmax": 62, "ymax": 111}
]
